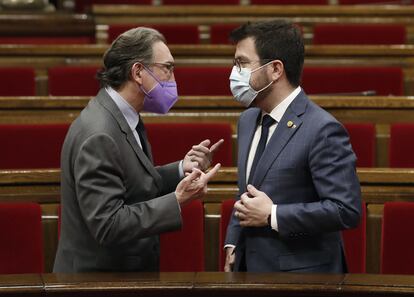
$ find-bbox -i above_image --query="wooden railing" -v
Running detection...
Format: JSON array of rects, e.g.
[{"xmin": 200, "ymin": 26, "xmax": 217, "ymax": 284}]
[
  {"xmin": 1, "ymin": 167, "xmax": 414, "ymax": 273},
  {"xmin": 1, "ymin": 272, "xmax": 414, "ymax": 297}
]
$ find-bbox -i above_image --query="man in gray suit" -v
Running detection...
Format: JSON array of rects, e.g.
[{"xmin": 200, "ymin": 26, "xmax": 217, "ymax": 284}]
[
  {"xmin": 224, "ymin": 20, "xmax": 361, "ymax": 272},
  {"xmin": 54, "ymin": 27, "xmax": 221, "ymax": 272}
]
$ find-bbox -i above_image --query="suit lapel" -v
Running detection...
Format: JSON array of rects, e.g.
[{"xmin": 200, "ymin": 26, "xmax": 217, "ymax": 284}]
[
  {"xmin": 238, "ymin": 108, "xmax": 261, "ymax": 192},
  {"xmin": 96, "ymin": 89, "xmax": 162, "ymax": 189},
  {"xmin": 251, "ymin": 91, "xmax": 308, "ymax": 187}
]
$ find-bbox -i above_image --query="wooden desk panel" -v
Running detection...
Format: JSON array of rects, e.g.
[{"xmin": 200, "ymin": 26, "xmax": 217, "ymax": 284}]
[{"xmin": 1, "ymin": 272, "xmax": 414, "ymax": 297}]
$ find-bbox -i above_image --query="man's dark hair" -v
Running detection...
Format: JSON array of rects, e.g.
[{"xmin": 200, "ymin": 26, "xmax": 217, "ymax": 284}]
[
  {"xmin": 97, "ymin": 27, "xmax": 166, "ymax": 89},
  {"xmin": 230, "ymin": 20, "xmax": 304, "ymax": 87}
]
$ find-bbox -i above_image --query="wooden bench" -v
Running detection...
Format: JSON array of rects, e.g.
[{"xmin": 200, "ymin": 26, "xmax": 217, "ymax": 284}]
[
  {"xmin": 0, "ymin": 44, "xmax": 414, "ymax": 95},
  {"xmin": 1, "ymin": 95, "xmax": 414, "ymax": 166},
  {"xmin": 1, "ymin": 167, "xmax": 414, "ymax": 273}
]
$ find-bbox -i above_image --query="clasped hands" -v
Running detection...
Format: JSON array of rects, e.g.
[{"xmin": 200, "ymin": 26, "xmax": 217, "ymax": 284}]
[
  {"xmin": 233, "ymin": 184, "xmax": 273, "ymax": 227},
  {"xmin": 175, "ymin": 139, "xmax": 223, "ymax": 206}
]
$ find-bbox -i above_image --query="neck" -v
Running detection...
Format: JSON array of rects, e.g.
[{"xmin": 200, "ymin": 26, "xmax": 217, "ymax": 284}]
[
  {"xmin": 258, "ymin": 81, "xmax": 295, "ymax": 113},
  {"xmin": 116, "ymin": 82, "xmax": 145, "ymax": 113}
]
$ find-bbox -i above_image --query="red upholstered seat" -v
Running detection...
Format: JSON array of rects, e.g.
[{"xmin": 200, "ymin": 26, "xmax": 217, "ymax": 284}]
[
  {"xmin": 174, "ymin": 66, "xmax": 231, "ymax": 96},
  {"xmin": 0, "ymin": 67, "xmax": 35, "ymax": 96},
  {"xmin": 160, "ymin": 200, "xmax": 204, "ymax": 271},
  {"xmin": 0, "ymin": 203, "xmax": 43, "ymax": 274},
  {"xmin": 389, "ymin": 123, "xmax": 414, "ymax": 168},
  {"xmin": 108, "ymin": 24, "xmax": 200, "ymax": 44},
  {"xmin": 381, "ymin": 202, "xmax": 414, "ymax": 274},
  {"xmin": 163, "ymin": 0, "xmax": 239, "ymax": 4},
  {"xmin": 75, "ymin": 0, "xmax": 151, "ymax": 12},
  {"xmin": 48, "ymin": 66, "xmax": 100, "ymax": 96},
  {"xmin": 344, "ymin": 123, "xmax": 376, "ymax": 167},
  {"xmin": 342, "ymin": 202, "xmax": 366, "ymax": 273},
  {"xmin": 313, "ymin": 24, "xmax": 406, "ymax": 45},
  {"xmin": 0, "ymin": 124, "xmax": 69, "ymax": 169},
  {"xmin": 251, "ymin": 0, "xmax": 327, "ymax": 4},
  {"xmin": 219, "ymin": 199, "xmax": 235, "ymax": 271},
  {"xmin": 302, "ymin": 66, "xmax": 404, "ymax": 96},
  {"xmin": 210, "ymin": 24, "xmax": 239, "ymax": 44},
  {"xmin": 146, "ymin": 123, "xmax": 233, "ymax": 166}
]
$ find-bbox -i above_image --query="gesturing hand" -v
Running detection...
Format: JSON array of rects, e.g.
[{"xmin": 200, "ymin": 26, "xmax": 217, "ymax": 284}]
[
  {"xmin": 183, "ymin": 139, "xmax": 224, "ymax": 173},
  {"xmin": 175, "ymin": 163, "xmax": 221, "ymax": 206}
]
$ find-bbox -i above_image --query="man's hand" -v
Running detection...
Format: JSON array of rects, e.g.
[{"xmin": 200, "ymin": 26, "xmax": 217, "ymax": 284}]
[
  {"xmin": 224, "ymin": 246, "xmax": 235, "ymax": 272},
  {"xmin": 234, "ymin": 185, "xmax": 273, "ymax": 227},
  {"xmin": 175, "ymin": 163, "xmax": 221, "ymax": 206},
  {"xmin": 183, "ymin": 139, "xmax": 224, "ymax": 173}
]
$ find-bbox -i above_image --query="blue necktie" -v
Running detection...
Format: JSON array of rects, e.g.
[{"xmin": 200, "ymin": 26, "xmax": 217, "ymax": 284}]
[{"xmin": 248, "ymin": 114, "xmax": 276, "ymax": 184}]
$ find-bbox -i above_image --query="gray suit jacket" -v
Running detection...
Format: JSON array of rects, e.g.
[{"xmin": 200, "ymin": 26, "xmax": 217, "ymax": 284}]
[
  {"xmin": 53, "ymin": 89, "xmax": 182, "ymax": 272},
  {"xmin": 225, "ymin": 90, "xmax": 361, "ymax": 273}
]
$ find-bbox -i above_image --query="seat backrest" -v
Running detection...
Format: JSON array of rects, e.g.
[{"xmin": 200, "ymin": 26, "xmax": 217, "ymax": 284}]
[
  {"xmin": 210, "ymin": 24, "xmax": 239, "ymax": 44},
  {"xmin": 48, "ymin": 66, "xmax": 100, "ymax": 96},
  {"xmin": 302, "ymin": 66, "xmax": 404, "ymax": 96},
  {"xmin": 389, "ymin": 123, "xmax": 414, "ymax": 168},
  {"xmin": 0, "ymin": 124, "xmax": 70, "ymax": 169},
  {"xmin": 0, "ymin": 203, "xmax": 43, "ymax": 274},
  {"xmin": 313, "ymin": 24, "xmax": 406, "ymax": 45},
  {"xmin": 159, "ymin": 200, "xmax": 204, "ymax": 271},
  {"xmin": 342, "ymin": 202, "xmax": 366, "ymax": 273},
  {"xmin": 108, "ymin": 24, "xmax": 200, "ymax": 44},
  {"xmin": 174, "ymin": 66, "xmax": 232, "ymax": 96},
  {"xmin": 344, "ymin": 123, "xmax": 376, "ymax": 167},
  {"xmin": 0, "ymin": 67, "xmax": 35, "ymax": 96},
  {"xmin": 218, "ymin": 199, "xmax": 235, "ymax": 271},
  {"xmin": 381, "ymin": 201, "xmax": 414, "ymax": 274},
  {"xmin": 146, "ymin": 122, "xmax": 233, "ymax": 166},
  {"xmin": 0, "ymin": 37, "xmax": 94, "ymax": 44}
]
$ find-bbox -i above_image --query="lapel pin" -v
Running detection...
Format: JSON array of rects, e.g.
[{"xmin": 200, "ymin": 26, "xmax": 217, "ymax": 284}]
[{"xmin": 287, "ymin": 120, "xmax": 295, "ymax": 128}]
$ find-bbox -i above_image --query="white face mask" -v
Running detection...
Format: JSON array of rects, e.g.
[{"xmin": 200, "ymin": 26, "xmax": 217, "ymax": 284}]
[{"xmin": 229, "ymin": 62, "xmax": 275, "ymax": 107}]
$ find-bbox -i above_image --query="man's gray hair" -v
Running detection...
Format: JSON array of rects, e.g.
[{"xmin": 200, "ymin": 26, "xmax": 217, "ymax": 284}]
[{"xmin": 97, "ymin": 27, "xmax": 166, "ymax": 89}]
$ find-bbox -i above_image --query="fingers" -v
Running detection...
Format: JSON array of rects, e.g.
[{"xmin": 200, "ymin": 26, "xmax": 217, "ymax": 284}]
[
  {"xmin": 246, "ymin": 184, "xmax": 261, "ymax": 197},
  {"xmin": 203, "ymin": 163, "xmax": 221, "ymax": 181},
  {"xmin": 210, "ymin": 139, "xmax": 224, "ymax": 154},
  {"xmin": 181, "ymin": 168, "xmax": 202, "ymax": 186},
  {"xmin": 234, "ymin": 200, "xmax": 248, "ymax": 214}
]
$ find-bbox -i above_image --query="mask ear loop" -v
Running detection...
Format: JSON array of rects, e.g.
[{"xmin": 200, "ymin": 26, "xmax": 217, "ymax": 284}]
[
  {"xmin": 250, "ymin": 60, "xmax": 277, "ymax": 93},
  {"xmin": 134, "ymin": 62, "xmax": 161, "ymax": 94}
]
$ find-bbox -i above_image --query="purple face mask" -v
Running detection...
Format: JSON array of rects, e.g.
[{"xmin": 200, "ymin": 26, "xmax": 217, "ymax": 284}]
[{"xmin": 140, "ymin": 67, "xmax": 178, "ymax": 114}]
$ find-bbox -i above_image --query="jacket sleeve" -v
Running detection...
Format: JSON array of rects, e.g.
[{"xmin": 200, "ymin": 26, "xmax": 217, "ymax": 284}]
[
  {"xmin": 155, "ymin": 161, "xmax": 181, "ymax": 196},
  {"xmin": 276, "ymin": 120, "xmax": 362, "ymax": 239},
  {"xmin": 74, "ymin": 133, "xmax": 182, "ymax": 248}
]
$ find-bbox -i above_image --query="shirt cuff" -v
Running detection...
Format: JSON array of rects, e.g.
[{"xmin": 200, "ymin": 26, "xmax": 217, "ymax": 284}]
[
  {"xmin": 178, "ymin": 160, "xmax": 184, "ymax": 179},
  {"xmin": 224, "ymin": 244, "xmax": 236, "ymax": 250},
  {"xmin": 271, "ymin": 204, "xmax": 278, "ymax": 231}
]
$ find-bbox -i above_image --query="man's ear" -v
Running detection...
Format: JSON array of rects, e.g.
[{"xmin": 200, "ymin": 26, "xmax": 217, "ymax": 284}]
[
  {"xmin": 270, "ymin": 60, "xmax": 284, "ymax": 82},
  {"xmin": 131, "ymin": 63, "xmax": 144, "ymax": 84}
]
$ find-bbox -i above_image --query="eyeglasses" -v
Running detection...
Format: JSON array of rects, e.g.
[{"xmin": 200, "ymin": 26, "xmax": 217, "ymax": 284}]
[
  {"xmin": 147, "ymin": 62, "xmax": 175, "ymax": 79},
  {"xmin": 233, "ymin": 58, "xmax": 273, "ymax": 73}
]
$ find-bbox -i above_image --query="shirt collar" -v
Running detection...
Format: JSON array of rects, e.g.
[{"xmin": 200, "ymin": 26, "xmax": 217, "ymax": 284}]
[
  {"xmin": 263, "ymin": 86, "xmax": 301, "ymax": 123},
  {"xmin": 105, "ymin": 86, "xmax": 139, "ymax": 131}
]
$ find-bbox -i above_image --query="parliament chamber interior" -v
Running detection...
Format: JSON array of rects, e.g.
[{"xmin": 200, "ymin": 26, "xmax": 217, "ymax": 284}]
[{"xmin": 1, "ymin": 0, "xmax": 414, "ymax": 296}]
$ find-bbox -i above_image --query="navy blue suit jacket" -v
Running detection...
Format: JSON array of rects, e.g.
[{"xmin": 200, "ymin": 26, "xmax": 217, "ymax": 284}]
[{"xmin": 225, "ymin": 90, "xmax": 361, "ymax": 272}]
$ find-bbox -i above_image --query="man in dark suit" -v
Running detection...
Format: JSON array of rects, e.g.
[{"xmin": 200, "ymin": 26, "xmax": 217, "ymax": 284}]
[
  {"xmin": 224, "ymin": 20, "xmax": 361, "ymax": 273},
  {"xmin": 54, "ymin": 27, "xmax": 221, "ymax": 272}
]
